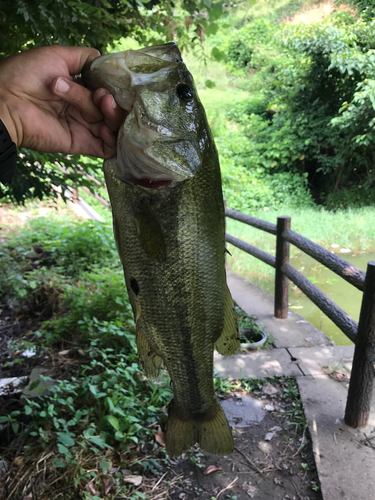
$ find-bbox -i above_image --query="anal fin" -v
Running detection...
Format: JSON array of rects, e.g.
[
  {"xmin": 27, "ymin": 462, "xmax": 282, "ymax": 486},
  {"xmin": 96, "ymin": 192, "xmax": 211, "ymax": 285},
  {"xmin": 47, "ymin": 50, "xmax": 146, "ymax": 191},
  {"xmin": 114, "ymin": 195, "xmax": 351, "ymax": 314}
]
[
  {"xmin": 136, "ymin": 324, "xmax": 163, "ymax": 381},
  {"xmin": 215, "ymin": 284, "xmax": 240, "ymax": 356}
]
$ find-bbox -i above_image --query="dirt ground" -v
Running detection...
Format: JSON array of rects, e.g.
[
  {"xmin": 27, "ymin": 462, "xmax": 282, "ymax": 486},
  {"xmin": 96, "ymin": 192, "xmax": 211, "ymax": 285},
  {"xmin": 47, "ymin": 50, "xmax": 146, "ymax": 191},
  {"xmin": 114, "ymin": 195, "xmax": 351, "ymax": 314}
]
[
  {"xmin": 287, "ymin": 1, "xmax": 356, "ymax": 25},
  {"xmin": 0, "ymin": 372, "xmax": 322, "ymax": 500},
  {"xmin": 164, "ymin": 408, "xmax": 321, "ymax": 500}
]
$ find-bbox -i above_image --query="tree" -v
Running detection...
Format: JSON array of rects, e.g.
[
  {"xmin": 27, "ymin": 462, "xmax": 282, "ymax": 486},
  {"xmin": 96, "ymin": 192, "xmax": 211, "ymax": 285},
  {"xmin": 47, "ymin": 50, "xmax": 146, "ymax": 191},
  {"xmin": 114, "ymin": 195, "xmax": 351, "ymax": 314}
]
[{"xmin": 223, "ymin": 10, "xmax": 375, "ymax": 206}]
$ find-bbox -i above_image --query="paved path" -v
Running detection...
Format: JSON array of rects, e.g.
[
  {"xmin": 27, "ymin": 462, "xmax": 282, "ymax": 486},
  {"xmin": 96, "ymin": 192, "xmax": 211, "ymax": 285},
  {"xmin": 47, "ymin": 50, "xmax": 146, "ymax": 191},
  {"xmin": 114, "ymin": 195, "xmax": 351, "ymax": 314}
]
[{"xmin": 214, "ymin": 271, "xmax": 375, "ymax": 500}]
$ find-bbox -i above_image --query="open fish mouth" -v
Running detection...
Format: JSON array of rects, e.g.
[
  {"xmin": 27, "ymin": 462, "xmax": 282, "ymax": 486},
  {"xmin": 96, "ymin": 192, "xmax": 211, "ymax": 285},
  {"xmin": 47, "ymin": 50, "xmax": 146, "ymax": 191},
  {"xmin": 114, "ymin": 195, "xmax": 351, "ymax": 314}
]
[
  {"xmin": 82, "ymin": 44, "xmax": 203, "ymax": 188},
  {"xmin": 116, "ymin": 101, "xmax": 197, "ymax": 187}
]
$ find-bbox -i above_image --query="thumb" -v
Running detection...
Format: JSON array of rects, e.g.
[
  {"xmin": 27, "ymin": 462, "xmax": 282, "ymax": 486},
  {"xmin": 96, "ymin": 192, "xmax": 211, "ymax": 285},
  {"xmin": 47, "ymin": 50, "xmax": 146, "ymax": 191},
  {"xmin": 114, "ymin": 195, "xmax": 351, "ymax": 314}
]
[{"xmin": 52, "ymin": 77, "xmax": 103, "ymax": 122}]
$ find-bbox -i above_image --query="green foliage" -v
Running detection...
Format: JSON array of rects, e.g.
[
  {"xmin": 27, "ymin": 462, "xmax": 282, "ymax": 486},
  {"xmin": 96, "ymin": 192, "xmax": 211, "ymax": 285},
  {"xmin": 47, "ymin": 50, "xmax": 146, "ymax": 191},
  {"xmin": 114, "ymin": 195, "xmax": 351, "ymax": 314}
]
[
  {"xmin": 24, "ymin": 318, "xmax": 172, "ymax": 453},
  {"xmin": 346, "ymin": 0, "xmax": 375, "ymax": 21},
  {"xmin": 226, "ymin": 18, "xmax": 278, "ymax": 72},
  {"xmin": 7, "ymin": 217, "xmax": 118, "ymax": 274},
  {"xmin": 213, "ymin": 374, "xmax": 237, "ymax": 393},
  {"xmin": 213, "ymin": 115, "xmax": 313, "ymax": 211},
  {"xmin": 1, "ymin": 0, "xmax": 220, "ymax": 58},
  {"xmin": 0, "ymin": 217, "xmax": 120, "ymax": 318},
  {"xmin": 0, "ymin": 152, "xmax": 104, "ymax": 205},
  {"xmin": 1, "ymin": 217, "xmax": 172, "ymax": 495},
  {"xmin": 220, "ymin": 8, "xmax": 375, "ymax": 203},
  {"xmin": 281, "ymin": 377, "xmax": 307, "ymax": 432}
]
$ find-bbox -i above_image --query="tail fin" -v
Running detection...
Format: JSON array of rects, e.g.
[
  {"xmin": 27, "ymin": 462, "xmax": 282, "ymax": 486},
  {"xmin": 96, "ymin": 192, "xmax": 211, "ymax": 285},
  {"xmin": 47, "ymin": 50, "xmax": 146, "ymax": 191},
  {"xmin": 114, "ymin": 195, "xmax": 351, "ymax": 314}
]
[{"xmin": 165, "ymin": 402, "xmax": 233, "ymax": 457}]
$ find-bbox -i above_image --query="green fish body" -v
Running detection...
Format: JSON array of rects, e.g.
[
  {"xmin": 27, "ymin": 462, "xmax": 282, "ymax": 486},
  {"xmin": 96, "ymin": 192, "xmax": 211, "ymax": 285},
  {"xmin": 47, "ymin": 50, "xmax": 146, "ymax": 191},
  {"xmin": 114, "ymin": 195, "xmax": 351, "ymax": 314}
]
[{"xmin": 82, "ymin": 43, "xmax": 240, "ymax": 457}]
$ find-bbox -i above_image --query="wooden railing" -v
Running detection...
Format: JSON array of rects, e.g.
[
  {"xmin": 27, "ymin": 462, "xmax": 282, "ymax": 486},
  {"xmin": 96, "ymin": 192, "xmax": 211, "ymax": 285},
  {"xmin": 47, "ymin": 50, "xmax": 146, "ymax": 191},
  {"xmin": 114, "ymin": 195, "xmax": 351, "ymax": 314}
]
[
  {"xmin": 225, "ymin": 208, "xmax": 375, "ymax": 429},
  {"xmin": 68, "ymin": 188, "xmax": 374, "ymax": 429}
]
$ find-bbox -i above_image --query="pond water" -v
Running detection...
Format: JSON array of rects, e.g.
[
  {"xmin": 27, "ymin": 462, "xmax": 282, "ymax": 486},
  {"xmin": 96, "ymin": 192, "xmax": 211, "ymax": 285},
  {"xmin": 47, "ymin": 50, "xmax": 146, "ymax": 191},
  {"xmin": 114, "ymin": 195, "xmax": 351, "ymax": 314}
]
[{"xmin": 231, "ymin": 250, "xmax": 375, "ymax": 346}]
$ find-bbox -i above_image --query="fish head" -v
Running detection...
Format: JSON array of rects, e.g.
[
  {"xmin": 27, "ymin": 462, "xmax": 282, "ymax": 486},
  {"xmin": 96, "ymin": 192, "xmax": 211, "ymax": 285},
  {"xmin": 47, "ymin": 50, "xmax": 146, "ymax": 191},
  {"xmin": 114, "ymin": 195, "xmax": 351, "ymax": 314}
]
[{"xmin": 82, "ymin": 43, "xmax": 210, "ymax": 187}]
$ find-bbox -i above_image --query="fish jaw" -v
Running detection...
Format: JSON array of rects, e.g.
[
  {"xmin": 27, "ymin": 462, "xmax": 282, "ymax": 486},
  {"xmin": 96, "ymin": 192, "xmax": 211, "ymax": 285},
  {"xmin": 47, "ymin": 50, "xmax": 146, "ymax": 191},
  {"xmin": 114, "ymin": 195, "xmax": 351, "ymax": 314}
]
[
  {"xmin": 82, "ymin": 44, "xmax": 206, "ymax": 186},
  {"xmin": 81, "ymin": 44, "xmax": 180, "ymax": 111}
]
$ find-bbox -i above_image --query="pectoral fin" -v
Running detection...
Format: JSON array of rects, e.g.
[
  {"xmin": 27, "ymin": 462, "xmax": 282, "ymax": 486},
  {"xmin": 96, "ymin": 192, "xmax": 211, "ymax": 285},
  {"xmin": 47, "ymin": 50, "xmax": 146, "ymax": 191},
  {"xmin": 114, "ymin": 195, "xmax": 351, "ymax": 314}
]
[
  {"xmin": 136, "ymin": 323, "xmax": 163, "ymax": 381},
  {"xmin": 215, "ymin": 285, "xmax": 240, "ymax": 356}
]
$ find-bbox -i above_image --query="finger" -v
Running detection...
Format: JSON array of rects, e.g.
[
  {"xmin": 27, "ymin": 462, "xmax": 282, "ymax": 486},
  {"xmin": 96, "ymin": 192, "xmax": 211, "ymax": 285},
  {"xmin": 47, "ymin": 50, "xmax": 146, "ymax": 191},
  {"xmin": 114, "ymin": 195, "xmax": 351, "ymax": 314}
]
[
  {"xmin": 100, "ymin": 124, "xmax": 118, "ymax": 154},
  {"xmin": 93, "ymin": 89, "xmax": 125, "ymax": 132},
  {"xmin": 52, "ymin": 76, "xmax": 103, "ymax": 123},
  {"xmin": 50, "ymin": 45, "xmax": 101, "ymax": 76}
]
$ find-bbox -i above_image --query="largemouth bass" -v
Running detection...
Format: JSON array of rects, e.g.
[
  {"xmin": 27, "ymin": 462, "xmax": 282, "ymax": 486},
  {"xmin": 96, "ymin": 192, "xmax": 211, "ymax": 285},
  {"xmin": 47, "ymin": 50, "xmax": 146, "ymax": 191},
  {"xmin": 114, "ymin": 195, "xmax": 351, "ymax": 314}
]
[{"xmin": 82, "ymin": 43, "xmax": 240, "ymax": 457}]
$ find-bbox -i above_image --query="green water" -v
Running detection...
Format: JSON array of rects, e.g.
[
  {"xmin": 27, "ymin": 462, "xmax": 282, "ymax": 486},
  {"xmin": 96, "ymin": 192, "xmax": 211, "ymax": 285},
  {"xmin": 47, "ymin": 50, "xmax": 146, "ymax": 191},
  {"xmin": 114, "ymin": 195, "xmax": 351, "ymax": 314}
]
[{"xmin": 229, "ymin": 249, "xmax": 375, "ymax": 346}]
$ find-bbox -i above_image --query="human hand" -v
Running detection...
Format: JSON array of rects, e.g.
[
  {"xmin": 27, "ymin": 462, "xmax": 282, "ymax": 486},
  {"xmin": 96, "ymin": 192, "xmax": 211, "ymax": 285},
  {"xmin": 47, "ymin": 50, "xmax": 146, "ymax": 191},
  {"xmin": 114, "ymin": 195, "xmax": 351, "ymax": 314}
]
[{"xmin": 0, "ymin": 45, "xmax": 125, "ymax": 158}]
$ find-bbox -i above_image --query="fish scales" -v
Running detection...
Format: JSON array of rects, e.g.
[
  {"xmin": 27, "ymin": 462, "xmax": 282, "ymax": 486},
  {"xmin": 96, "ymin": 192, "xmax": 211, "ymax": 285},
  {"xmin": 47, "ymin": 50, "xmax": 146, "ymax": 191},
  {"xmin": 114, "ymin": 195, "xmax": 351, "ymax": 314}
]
[{"xmin": 82, "ymin": 42, "xmax": 240, "ymax": 457}]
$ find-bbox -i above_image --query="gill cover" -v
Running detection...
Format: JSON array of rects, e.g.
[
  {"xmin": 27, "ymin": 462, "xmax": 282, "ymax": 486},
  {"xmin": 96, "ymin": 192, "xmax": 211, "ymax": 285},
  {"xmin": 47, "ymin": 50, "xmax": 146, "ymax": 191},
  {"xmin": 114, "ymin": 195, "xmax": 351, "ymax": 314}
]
[{"xmin": 82, "ymin": 43, "xmax": 204, "ymax": 183}]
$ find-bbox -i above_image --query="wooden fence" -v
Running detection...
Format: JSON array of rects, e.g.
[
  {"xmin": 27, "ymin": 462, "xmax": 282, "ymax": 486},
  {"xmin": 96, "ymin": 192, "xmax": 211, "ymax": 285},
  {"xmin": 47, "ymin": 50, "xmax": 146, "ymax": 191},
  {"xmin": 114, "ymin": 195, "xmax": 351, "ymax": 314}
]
[
  {"xmin": 73, "ymin": 185, "xmax": 375, "ymax": 429},
  {"xmin": 225, "ymin": 208, "xmax": 375, "ymax": 429}
]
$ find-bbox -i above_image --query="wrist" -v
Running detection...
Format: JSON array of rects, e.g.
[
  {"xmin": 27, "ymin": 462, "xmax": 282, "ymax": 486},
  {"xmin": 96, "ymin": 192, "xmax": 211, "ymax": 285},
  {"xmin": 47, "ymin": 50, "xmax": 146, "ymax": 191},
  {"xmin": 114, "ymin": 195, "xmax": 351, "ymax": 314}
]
[
  {"xmin": 0, "ymin": 102, "xmax": 19, "ymax": 147},
  {"xmin": 0, "ymin": 117, "xmax": 17, "ymax": 184}
]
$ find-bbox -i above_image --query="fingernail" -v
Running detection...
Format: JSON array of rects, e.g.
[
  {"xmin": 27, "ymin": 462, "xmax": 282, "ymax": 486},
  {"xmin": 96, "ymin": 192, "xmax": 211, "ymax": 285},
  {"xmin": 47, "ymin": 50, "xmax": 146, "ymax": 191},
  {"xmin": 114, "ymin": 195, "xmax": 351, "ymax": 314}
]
[
  {"xmin": 111, "ymin": 97, "xmax": 117, "ymax": 109},
  {"xmin": 55, "ymin": 78, "xmax": 70, "ymax": 93}
]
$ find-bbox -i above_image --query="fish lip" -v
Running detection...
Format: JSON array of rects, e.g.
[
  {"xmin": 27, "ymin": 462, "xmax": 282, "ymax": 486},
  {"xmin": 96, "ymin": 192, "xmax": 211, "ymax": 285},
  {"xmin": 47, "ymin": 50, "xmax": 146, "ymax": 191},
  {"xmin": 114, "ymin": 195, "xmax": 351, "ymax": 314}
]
[
  {"xmin": 132, "ymin": 178, "xmax": 174, "ymax": 189},
  {"xmin": 117, "ymin": 172, "xmax": 177, "ymax": 190}
]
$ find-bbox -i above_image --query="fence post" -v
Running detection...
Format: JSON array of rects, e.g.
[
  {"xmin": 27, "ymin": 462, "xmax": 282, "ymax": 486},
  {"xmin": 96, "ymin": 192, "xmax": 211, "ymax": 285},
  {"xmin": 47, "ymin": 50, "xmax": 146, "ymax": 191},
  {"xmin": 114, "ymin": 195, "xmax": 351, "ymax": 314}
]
[
  {"xmin": 344, "ymin": 261, "xmax": 375, "ymax": 428},
  {"xmin": 275, "ymin": 216, "xmax": 291, "ymax": 319}
]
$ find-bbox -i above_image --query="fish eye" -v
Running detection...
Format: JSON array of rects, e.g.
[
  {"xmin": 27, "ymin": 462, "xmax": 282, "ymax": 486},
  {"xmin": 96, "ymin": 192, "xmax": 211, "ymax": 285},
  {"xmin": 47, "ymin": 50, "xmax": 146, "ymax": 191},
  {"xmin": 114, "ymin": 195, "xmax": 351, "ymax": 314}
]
[{"xmin": 176, "ymin": 84, "xmax": 194, "ymax": 102}]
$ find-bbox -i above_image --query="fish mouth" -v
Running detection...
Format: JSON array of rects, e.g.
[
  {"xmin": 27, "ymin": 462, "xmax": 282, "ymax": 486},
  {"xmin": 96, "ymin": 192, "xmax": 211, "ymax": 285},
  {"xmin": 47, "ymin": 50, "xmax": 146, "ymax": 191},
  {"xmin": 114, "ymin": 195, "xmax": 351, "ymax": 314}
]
[
  {"xmin": 132, "ymin": 178, "xmax": 173, "ymax": 189},
  {"xmin": 115, "ymin": 101, "xmax": 199, "ymax": 188},
  {"xmin": 82, "ymin": 45, "xmax": 201, "ymax": 188}
]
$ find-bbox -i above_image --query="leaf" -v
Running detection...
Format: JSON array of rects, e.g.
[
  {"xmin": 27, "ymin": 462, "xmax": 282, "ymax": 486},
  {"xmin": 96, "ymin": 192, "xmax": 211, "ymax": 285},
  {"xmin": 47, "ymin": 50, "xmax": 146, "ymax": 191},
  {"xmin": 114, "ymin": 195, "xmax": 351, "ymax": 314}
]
[
  {"xmin": 205, "ymin": 79, "xmax": 216, "ymax": 89},
  {"xmin": 102, "ymin": 477, "xmax": 114, "ymax": 495},
  {"xmin": 107, "ymin": 415, "xmax": 120, "ymax": 431},
  {"xmin": 28, "ymin": 380, "xmax": 40, "ymax": 391},
  {"xmin": 100, "ymin": 457, "xmax": 111, "ymax": 473},
  {"xmin": 203, "ymin": 465, "xmax": 222, "ymax": 475},
  {"xmin": 123, "ymin": 475, "xmax": 143, "ymax": 486},
  {"xmin": 85, "ymin": 479, "xmax": 100, "ymax": 496},
  {"xmin": 86, "ymin": 436, "xmax": 112, "ymax": 449},
  {"xmin": 83, "ymin": 428, "xmax": 95, "ymax": 438},
  {"xmin": 57, "ymin": 443, "xmax": 70, "ymax": 455},
  {"xmin": 154, "ymin": 426, "xmax": 165, "ymax": 447},
  {"xmin": 53, "ymin": 457, "xmax": 66, "ymax": 468},
  {"xmin": 58, "ymin": 433, "xmax": 75, "ymax": 447},
  {"xmin": 211, "ymin": 46, "xmax": 225, "ymax": 61},
  {"xmin": 203, "ymin": 0, "xmax": 212, "ymax": 8}
]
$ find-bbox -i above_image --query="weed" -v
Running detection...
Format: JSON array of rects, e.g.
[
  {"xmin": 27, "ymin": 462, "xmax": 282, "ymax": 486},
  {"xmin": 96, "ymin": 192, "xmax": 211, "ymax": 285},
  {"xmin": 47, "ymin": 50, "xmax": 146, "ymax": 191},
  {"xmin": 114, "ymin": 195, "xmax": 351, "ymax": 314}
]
[
  {"xmin": 214, "ymin": 374, "xmax": 238, "ymax": 393},
  {"xmin": 0, "ymin": 217, "xmax": 173, "ymax": 497}
]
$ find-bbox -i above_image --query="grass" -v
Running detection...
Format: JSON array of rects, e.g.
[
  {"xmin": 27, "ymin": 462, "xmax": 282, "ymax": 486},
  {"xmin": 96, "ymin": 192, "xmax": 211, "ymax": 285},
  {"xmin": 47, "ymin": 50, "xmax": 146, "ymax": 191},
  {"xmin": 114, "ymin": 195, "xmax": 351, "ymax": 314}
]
[
  {"xmin": 226, "ymin": 205, "xmax": 375, "ymax": 282},
  {"xmin": 227, "ymin": 205, "xmax": 375, "ymax": 252}
]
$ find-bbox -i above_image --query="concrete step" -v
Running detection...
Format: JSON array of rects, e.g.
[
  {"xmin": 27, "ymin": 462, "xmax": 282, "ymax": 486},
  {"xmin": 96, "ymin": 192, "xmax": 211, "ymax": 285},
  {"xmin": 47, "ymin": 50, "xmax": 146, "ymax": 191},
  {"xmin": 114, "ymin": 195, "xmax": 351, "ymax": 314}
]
[
  {"xmin": 227, "ymin": 270, "xmax": 334, "ymax": 348},
  {"xmin": 222, "ymin": 272, "xmax": 375, "ymax": 500}
]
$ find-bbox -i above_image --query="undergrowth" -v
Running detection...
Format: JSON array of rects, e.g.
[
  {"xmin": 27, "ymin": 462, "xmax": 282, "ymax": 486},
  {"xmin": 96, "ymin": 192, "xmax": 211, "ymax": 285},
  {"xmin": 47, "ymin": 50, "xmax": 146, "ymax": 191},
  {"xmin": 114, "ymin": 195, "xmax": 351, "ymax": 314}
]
[{"xmin": 0, "ymin": 217, "xmax": 308, "ymax": 498}]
